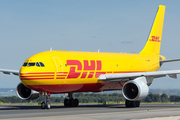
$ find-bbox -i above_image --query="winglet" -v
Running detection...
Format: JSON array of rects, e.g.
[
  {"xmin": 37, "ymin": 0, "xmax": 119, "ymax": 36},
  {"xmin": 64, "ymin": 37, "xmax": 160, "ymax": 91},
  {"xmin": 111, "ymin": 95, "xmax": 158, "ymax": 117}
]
[{"xmin": 140, "ymin": 5, "xmax": 166, "ymax": 55}]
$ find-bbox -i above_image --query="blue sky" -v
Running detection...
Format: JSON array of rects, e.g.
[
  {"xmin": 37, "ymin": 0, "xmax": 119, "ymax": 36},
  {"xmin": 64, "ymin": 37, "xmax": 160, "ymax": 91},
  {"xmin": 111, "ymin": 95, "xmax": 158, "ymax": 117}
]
[{"xmin": 1, "ymin": 0, "xmax": 180, "ymax": 89}]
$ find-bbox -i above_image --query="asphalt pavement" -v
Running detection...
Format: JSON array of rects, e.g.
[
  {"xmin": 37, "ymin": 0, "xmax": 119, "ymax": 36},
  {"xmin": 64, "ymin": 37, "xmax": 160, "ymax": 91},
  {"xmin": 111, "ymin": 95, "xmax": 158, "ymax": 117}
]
[{"xmin": 0, "ymin": 104, "xmax": 180, "ymax": 120}]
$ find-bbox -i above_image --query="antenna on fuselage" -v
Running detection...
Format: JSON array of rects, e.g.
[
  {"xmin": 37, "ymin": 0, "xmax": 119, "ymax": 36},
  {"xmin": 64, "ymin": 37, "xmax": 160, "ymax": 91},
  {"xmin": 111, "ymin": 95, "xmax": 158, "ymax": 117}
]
[{"xmin": 50, "ymin": 47, "xmax": 53, "ymax": 51}]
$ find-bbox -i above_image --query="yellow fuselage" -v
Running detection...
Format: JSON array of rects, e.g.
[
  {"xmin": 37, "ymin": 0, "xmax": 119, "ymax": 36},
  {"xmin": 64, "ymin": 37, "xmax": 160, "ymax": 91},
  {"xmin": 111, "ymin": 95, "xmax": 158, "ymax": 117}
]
[{"xmin": 20, "ymin": 51, "xmax": 162, "ymax": 93}]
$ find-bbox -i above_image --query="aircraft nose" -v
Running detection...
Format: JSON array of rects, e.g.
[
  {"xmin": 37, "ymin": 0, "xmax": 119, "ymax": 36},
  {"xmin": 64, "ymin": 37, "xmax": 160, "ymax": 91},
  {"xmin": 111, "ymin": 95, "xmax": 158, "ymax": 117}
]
[
  {"xmin": 20, "ymin": 66, "xmax": 33, "ymax": 75},
  {"xmin": 19, "ymin": 66, "xmax": 34, "ymax": 82},
  {"xmin": 19, "ymin": 66, "xmax": 41, "ymax": 88}
]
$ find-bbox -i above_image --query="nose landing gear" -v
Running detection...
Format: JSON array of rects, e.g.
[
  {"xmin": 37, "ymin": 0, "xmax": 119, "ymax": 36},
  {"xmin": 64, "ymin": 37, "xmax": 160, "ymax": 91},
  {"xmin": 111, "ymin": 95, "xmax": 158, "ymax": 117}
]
[
  {"xmin": 64, "ymin": 93, "xmax": 79, "ymax": 107},
  {"xmin": 41, "ymin": 92, "xmax": 51, "ymax": 109}
]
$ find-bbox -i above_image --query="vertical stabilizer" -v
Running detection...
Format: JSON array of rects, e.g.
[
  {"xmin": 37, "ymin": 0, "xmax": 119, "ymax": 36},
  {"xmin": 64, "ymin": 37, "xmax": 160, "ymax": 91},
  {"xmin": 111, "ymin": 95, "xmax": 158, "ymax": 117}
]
[{"xmin": 140, "ymin": 5, "xmax": 166, "ymax": 55}]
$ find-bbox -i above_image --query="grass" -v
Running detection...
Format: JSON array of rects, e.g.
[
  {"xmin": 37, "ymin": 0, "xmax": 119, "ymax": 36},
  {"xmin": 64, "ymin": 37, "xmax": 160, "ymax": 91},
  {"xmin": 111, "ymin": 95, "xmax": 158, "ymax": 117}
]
[{"xmin": 1, "ymin": 101, "xmax": 180, "ymax": 106}]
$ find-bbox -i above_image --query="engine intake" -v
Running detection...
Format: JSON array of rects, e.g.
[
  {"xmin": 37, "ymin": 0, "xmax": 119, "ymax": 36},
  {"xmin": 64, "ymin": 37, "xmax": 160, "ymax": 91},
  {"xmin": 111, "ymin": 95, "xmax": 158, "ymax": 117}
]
[
  {"xmin": 122, "ymin": 77, "xmax": 149, "ymax": 101},
  {"xmin": 16, "ymin": 83, "xmax": 40, "ymax": 100}
]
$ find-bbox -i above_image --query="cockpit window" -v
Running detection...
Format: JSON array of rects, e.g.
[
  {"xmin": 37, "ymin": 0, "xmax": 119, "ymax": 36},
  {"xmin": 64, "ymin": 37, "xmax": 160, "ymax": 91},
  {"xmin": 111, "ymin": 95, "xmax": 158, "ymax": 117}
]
[
  {"xmin": 39, "ymin": 62, "xmax": 45, "ymax": 67},
  {"xmin": 22, "ymin": 62, "xmax": 45, "ymax": 67},
  {"xmin": 36, "ymin": 62, "xmax": 40, "ymax": 67},
  {"xmin": 28, "ymin": 63, "xmax": 35, "ymax": 67},
  {"xmin": 22, "ymin": 63, "xmax": 28, "ymax": 66}
]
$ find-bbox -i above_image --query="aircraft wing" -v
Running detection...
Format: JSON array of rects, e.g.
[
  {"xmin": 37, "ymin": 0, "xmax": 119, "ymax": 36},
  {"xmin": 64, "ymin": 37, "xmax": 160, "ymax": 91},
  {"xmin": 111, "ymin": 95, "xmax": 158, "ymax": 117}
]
[
  {"xmin": 99, "ymin": 70, "xmax": 180, "ymax": 83},
  {"xmin": 0, "ymin": 69, "xmax": 19, "ymax": 76}
]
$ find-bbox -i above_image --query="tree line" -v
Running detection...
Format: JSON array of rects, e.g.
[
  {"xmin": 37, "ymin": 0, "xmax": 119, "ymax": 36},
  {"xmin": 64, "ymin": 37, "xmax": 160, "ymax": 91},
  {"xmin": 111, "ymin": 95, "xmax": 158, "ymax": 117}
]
[{"xmin": 0, "ymin": 93, "xmax": 180, "ymax": 103}]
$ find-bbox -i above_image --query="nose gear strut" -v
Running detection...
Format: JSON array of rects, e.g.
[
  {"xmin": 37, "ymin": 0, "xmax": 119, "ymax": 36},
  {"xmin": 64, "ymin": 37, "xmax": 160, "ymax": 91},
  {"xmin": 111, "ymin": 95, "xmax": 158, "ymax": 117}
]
[{"xmin": 41, "ymin": 92, "xmax": 51, "ymax": 109}]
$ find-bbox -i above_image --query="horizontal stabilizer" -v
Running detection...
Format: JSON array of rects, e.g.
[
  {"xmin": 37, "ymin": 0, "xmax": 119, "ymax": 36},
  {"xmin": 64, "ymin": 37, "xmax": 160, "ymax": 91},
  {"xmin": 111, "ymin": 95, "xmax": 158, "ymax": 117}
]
[{"xmin": 160, "ymin": 59, "xmax": 180, "ymax": 64}]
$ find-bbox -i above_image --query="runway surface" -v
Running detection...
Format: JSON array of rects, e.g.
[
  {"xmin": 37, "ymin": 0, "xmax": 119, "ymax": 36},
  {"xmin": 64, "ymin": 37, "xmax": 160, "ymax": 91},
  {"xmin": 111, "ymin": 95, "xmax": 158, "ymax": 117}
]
[{"xmin": 0, "ymin": 104, "xmax": 180, "ymax": 120}]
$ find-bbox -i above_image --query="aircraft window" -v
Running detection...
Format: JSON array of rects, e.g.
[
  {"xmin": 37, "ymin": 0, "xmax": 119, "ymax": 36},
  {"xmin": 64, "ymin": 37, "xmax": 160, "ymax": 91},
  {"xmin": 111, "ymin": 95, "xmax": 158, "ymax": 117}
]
[
  {"xmin": 22, "ymin": 63, "xmax": 28, "ymax": 66},
  {"xmin": 36, "ymin": 62, "xmax": 40, "ymax": 67},
  {"xmin": 39, "ymin": 62, "xmax": 45, "ymax": 67},
  {"xmin": 28, "ymin": 63, "xmax": 35, "ymax": 67}
]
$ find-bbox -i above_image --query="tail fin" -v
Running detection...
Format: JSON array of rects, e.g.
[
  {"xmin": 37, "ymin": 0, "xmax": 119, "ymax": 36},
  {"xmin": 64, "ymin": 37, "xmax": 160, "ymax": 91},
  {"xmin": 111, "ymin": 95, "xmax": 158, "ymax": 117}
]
[{"xmin": 140, "ymin": 5, "xmax": 166, "ymax": 55}]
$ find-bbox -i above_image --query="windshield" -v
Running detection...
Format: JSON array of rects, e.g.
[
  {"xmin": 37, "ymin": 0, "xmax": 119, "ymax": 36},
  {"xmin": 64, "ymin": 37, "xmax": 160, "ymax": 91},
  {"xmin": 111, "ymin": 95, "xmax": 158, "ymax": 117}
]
[
  {"xmin": 39, "ymin": 62, "xmax": 45, "ymax": 67},
  {"xmin": 28, "ymin": 63, "xmax": 35, "ymax": 67},
  {"xmin": 36, "ymin": 62, "xmax": 40, "ymax": 67},
  {"xmin": 22, "ymin": 63, "xmax": 28, "ymax": 66},
  {"xmin": 22, "ymin": 62, "xmax": 45, "ymax": 67}
]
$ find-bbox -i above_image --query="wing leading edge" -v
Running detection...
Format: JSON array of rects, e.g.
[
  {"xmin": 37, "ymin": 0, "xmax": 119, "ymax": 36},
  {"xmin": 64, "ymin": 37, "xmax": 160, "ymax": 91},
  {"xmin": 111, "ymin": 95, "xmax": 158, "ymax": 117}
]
[
  {"xmin": 0, "ymin": 69, "xmax": 19, "ymax": 76},
  {"xmin": 99, "ymin": 70, "xmax": 180, "ymax": 83}
]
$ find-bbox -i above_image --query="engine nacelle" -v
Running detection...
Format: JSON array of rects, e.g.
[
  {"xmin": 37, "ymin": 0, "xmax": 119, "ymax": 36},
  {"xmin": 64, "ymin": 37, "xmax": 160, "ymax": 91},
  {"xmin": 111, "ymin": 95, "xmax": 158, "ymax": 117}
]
[
  {"xmin": 16, "ymin": 83, "xmax": 41, "ymax": 100},
  {"xmin": 122, "ymin": 76, "xmax": 149, "ymax": 101}
]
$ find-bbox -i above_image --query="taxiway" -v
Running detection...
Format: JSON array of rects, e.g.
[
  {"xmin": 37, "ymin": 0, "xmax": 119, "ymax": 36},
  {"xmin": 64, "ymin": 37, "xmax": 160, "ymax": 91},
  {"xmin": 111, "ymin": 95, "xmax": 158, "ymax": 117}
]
[{"xmin": 0, "ymin": 104, "xmax": 180, "ymax": 120}]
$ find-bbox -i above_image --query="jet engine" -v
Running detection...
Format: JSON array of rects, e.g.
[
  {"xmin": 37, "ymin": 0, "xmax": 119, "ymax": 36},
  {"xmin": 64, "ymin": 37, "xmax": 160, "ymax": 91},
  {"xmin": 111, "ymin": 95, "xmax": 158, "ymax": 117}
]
[
  {"xmin": 16, "ymin": 83, "xmax": 41, "ymax": 100},
  {"xmin": 122, "ymin": 77, "xmax": 149, "ymax": 101}
]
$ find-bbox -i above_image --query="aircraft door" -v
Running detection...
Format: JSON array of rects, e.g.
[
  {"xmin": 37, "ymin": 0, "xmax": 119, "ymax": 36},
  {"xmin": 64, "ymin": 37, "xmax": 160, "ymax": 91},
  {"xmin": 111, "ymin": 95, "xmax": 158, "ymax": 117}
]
[{"xmin": 52, "ymin": 57, "xmax": 63, "ymax": 73}]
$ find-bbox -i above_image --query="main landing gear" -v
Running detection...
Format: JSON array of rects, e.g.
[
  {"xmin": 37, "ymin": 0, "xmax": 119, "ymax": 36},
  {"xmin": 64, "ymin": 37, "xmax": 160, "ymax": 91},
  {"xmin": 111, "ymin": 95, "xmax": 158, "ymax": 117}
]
[
  {"xmin": 41, "ymin": 92, "xmax": 51, "ymax": 109},
  {"xmin": 64, "ymin": 93, "xmax": 79, "ymax": 107},
  {"xmin": 125, "ymin": 99, "xmax": 140, "ymax": 107}
]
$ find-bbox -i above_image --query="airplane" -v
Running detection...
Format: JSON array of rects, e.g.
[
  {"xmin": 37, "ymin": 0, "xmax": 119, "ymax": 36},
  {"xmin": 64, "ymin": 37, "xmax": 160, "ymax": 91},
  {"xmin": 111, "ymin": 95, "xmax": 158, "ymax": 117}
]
[{"xmin": 1, "ymin": 5, "xmax": 180, "ymax": 109}]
